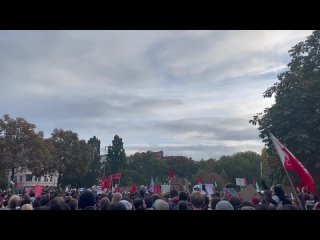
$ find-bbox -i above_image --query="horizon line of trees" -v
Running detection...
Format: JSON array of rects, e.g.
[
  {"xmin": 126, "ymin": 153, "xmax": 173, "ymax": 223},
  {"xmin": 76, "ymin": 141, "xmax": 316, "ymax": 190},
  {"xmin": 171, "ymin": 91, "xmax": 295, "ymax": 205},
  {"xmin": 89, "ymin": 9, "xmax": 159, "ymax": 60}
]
[{"xmin": 0, "ymin": 114, "xmax": 265, "ymax": 189}]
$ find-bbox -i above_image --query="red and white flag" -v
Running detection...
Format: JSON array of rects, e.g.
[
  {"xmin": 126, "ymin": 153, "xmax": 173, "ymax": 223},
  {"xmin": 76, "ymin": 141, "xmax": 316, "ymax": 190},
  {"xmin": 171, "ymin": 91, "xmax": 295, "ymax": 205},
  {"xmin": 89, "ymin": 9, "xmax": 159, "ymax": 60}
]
[
  {"xmin": 270, "ymin": 133, "xmax": 315, "ymax": 193},
  {"xmin": 111, "ymin": 172, "xmax": 122, "ymax": 180}
]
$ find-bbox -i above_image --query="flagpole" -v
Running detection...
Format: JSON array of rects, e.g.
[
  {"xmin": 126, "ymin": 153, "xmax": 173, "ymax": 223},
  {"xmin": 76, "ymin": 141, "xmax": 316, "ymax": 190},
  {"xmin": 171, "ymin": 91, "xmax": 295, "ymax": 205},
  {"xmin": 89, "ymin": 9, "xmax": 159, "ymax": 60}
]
[
  {"xmin": 269, "ymin": 132, "xmax": 305, "ymax": 210},
  {"xmin": 282, "ymin": 165, "xmax": 304, "ymax": 210}
]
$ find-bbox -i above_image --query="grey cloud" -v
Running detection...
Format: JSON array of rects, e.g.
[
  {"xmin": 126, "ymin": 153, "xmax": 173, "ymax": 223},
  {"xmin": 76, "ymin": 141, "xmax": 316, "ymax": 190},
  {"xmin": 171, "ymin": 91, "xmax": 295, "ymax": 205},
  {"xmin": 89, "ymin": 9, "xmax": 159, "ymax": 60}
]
[
  {"xmin": 0, "ymin": 30, "xmax": 312, "ymax": 160},
  {"xmin": 153, "ymin": 118, "xmax": 259, "ymax": 141}
]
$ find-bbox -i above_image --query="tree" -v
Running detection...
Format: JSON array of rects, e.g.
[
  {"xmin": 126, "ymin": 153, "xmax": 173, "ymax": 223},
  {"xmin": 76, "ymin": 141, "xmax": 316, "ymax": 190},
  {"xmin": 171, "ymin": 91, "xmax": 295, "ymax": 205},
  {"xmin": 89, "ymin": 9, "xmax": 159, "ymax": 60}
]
[
  {"xmin": 50, "ymin": 129, "xmax": 80, "ymax": 188},
  {"xmin": 81, "ymin": 136, "xmax": 101, "ymax": 187},
  {"xmin": 164, "ymin": 156, "xmax": 199, "ymax": 180},
  {"xmin": 260, "ymin": 147, "xmax": 285, "ymax": 187},
  {"xmin": 127, "ymin": 151, "xmax": 168, "ymax": 185},
  {"xmin": 0, "ymin": 114, "xmax": 52, "ymax": 181},
  {"xmin": 250, "ymin": 30, "xmax": 320, "ymax": 190},
  {"xmin": 63, "ymin": 140, "xmax": 93, "ymax": 187},
  {"xmin": 107, "ymin": 135, "xmax": 127, "ymax": 174},
  {"xmin": 212, "ymin": 151, "xmax": 262, "ymax": 185}
]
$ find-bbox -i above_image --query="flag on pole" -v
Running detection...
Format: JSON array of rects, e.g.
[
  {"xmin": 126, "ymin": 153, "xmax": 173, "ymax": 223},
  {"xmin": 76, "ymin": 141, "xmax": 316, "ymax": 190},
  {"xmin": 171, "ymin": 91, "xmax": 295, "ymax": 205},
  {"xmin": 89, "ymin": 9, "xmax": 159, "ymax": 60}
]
[
  {"xmin": 270, "ymin": 133, "xmax": 315, "ymax": 193},
  {"xmin": 34, "ymin": 185, "xmax": 44, "ymax": 197},
  {"xmin": 154, "ymin": 184, "xmax": 161, "ymax": 194},
  {"xmin": 150, "ymin": 176, "xmax": 154, "ymax": 193},
  {"xmin": 169, "ymin": 168, "xmax": 174, "ymax": 179},
  {"xmin": 198, "ymin": 176, "xmax": 203, "ymax": 184},
  {"xmin": 212, "ymin": 176, "xmax": 218, "ymax": 187},
  {"xmin": 111, "ymin": 172, "xmax": 122, "ymax": 180},
  {"xmin": 106, "ymin": 176, "xmax": 112, "ymax": 190},
  {"xmin": 101, "ymin": 176, "xmax": 107, "ymax": 191}
]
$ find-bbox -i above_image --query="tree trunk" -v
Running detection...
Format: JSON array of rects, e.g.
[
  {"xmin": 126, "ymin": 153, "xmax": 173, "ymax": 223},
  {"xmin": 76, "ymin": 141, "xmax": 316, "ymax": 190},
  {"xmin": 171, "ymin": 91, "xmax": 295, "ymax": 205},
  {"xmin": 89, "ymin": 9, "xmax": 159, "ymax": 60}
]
[{"xmin": 11, "ymin": 167, "xmax": 15, "ymax": 181}]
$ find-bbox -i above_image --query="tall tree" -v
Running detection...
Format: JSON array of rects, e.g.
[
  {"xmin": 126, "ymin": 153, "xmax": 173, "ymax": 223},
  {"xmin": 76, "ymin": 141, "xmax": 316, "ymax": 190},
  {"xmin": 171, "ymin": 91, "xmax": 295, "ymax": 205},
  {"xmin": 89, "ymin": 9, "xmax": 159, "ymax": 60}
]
[
  {"xmin": 211, "ymin": 151, "xmax": 261, "ymax": 185},
  {"xmin": 250, "ymin": 30, "xmax": 320, "ymax": 190},
  {"xmin": 62, "ymin": 140, "xmax": 93, "ymax": 187},
  {"xmin": 107, "ymin": 135, "xmax": 127, "ymax": 174},
  {"xmin": 50, "ymin": 129, "xmax": 80, "ymax": 188},
  {"xmin": 127, "ymin": 151, "xmax": 168, "ymax": 185},
  {"xmin": 0, "ymin": 114, "xmax": 52, "ymax": 181},
  {"xmin": 81, "ymin": 136, "xmax": 101, "ymax": 187}
]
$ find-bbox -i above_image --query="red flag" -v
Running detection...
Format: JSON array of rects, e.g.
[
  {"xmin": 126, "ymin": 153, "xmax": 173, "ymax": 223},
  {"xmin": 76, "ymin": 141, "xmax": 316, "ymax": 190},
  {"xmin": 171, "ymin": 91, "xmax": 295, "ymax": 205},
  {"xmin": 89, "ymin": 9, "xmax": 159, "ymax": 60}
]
[
  {"xmin": 106, "ymin": 176, "xmax": 112, "ymax": 190},
  {"xmin": 198, "ymin": 176, "xmax": 203, "ymax": 184},
  {"xmin": 14, "ymin": 180, "xmax": 19, "ymax": 188},
  {"xmin": 34, "ymin": 185, "xmax": 44, "ymax": 197},
  {"xmin": 101, "ymin": 177, "xmax": 107, "ymax": 191},
  {"xmin": 169, "ymin": 168, "xmax": 174, "ymax": 179},
  {"xmin": 270, "ymin": 133, "xmax": 315, "ymax": 193},
  {"xmin": 111, "ymin": 172, "xmax": 122, "ymax": 180},
  {"xmin": 131, "ymin": 183, "xmax": 137, "ymax": 194},
  {"xmin": 154, "ymin": 184, "xmax": 161, "ymax": 194}
]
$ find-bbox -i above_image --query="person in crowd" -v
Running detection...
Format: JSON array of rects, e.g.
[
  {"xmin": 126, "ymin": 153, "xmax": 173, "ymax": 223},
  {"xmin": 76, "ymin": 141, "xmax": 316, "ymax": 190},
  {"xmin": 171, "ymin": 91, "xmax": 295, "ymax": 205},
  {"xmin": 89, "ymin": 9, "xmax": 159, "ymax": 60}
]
[
  {"xmin": 78, "ymin": 191, "xmax": 96, "ymax": 210},
  {"xmin": 215, "ymin": 200, "xmax": 234, "ymax": 210},
  {"xmin": 190, "ymin": 191, "xmax": 205, "ymax": 210},
  {"xmin": 155, "ymin": 199, "xmax": 169, "ymax": 210}
]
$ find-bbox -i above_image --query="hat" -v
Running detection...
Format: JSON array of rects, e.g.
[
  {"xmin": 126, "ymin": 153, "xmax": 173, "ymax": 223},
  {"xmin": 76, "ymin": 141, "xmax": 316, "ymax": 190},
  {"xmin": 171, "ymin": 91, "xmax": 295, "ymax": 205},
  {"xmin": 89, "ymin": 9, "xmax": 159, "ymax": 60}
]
[
  {"xmin": 215, "ymin": 200, "xmax": 234, "ymax": 210},
  {"xmin": 119, "ymin": 200, "xmax": 132, "ymax": 210}
]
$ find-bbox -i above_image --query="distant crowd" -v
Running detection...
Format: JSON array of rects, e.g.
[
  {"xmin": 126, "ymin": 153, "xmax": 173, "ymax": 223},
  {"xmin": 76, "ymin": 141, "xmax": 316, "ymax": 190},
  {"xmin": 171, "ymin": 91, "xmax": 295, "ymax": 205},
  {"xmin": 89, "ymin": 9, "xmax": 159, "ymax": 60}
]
[{"xmin": 0, "ymin": 183, "xmax": 319, "ymax": 210}]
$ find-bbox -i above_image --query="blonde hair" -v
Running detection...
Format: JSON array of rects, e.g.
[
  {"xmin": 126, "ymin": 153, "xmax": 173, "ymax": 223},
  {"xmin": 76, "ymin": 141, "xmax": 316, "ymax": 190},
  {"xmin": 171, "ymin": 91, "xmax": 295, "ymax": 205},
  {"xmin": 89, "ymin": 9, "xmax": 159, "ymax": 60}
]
[
  {"xmin": 111, "ymin": 193, "xmax": 123, "ymax": 204},
  {"xmin": 8, "ymin": 195, "xmax": 21, "ymax": 210},
  {"xmin": 21, "ymin": 204, "xmax": 33, "ymax": 210}
]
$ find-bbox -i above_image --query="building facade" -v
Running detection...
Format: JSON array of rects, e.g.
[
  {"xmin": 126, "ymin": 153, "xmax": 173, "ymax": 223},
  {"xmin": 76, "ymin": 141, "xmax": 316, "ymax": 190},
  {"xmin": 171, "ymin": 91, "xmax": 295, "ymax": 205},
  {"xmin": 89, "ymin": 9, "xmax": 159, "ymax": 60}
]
[{"xmin": 8, "ymin": 168, "xmax": 59, "ymax": 188}]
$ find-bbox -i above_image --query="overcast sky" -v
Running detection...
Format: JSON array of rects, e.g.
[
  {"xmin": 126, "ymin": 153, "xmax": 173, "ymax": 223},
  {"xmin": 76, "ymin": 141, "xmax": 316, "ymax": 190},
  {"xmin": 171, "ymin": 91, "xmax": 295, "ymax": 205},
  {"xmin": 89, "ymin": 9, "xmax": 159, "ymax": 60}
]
[{"xmin": 0, "ymin": 30, "xmax": 312, "ymax": 160}]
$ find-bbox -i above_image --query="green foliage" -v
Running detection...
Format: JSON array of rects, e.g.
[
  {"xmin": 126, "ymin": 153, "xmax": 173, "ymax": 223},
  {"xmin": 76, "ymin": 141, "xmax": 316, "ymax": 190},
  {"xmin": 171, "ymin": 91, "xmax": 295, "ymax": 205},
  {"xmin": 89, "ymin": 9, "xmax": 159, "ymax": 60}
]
[
  {"xmin": 80, "ymin": 136, "xmax": 101, "ymax": 187},
  {"xmin": 127, "ymin": 151, "xmax": 168, "ymax": 185},
  {"xmin": 212, "ymin": 151, "xmax": 262, "ymax": 186},
  {"xmin": 164, "ymin": 156, "xmax": 199, "ymax": 180},
  {"xmin": 0, "ymin": 114, "xmax": 53, "ymax": 180},
  {"xmin": 107, "ymin": 135, "xmax": 127, "ymax": 174},
  {"xmin": 250, "ymin": 30, "xmax": 320, "ymax": 189},
  {"xmin": 50, "ymin": 129, "xmax": 93, "ymax": 188}
]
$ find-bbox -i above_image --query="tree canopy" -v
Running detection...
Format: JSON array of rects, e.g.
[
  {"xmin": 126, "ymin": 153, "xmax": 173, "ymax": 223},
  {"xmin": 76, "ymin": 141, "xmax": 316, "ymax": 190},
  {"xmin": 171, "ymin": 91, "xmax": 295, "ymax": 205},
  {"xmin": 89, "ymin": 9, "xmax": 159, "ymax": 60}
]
[
  {"xmin": 250, "ymin": 30, "xmax": 320, "ymax": 190},
  {"xmin": 0, "ymin": 114, "xmax": 52, "ymax": 180}
]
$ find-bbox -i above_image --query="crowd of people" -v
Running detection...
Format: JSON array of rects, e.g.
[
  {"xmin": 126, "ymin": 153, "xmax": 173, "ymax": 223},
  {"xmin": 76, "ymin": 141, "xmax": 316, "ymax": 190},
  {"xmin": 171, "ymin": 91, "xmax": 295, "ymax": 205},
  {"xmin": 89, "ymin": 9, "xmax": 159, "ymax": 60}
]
[{"xmin": 0, "ymin": 184, "xmax": 319, "ymax": 210}]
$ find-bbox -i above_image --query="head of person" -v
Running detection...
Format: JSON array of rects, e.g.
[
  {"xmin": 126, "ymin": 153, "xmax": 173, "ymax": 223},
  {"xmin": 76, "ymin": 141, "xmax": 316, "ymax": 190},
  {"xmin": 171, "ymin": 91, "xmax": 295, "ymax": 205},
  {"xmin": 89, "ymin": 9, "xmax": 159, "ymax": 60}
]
[
  {"xmin": 190, "ymin": 191, "xmax": 205, "ymax": 210},
  {"xmin": 78, "ymin": 191, "xmax": 96, "ymax": 210},
  {"xmin": 215, "ymin": 200, "xmax": 234, "ymax": 210}
]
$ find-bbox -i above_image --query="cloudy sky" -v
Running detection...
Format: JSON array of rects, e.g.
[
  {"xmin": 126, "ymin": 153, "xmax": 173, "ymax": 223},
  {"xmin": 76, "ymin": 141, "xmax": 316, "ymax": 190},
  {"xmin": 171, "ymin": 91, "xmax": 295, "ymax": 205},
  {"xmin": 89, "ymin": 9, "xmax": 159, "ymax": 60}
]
[{"xmin": 0, "ymin": 30, "xmax": 313, "ymax": 160}]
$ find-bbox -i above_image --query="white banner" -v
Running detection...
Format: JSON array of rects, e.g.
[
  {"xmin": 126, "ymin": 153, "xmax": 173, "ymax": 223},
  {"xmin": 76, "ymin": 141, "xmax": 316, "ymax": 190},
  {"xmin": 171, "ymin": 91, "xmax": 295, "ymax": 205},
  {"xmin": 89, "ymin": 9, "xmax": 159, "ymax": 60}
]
[
  {"xmin": 205, "ymin": 184, "xmax": 215, "ymax": 195},
  {"xmin": 235, "ymin": 178, "xmax": 246, "ymax": 186},
  {"xmin": 161, "ymin": 185, "xmax": 170, "ymax": 193}
]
